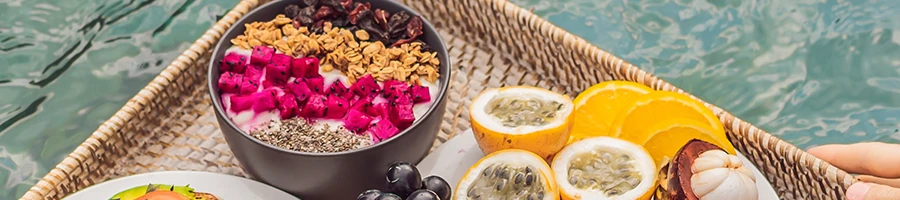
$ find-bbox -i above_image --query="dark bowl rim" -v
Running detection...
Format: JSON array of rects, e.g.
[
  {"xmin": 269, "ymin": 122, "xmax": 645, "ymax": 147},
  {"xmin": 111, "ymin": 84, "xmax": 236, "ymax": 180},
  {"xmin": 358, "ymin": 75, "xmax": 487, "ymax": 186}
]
[{"xmin": 206, "ymin": 0, "xmax": 451, "ymax": 157}]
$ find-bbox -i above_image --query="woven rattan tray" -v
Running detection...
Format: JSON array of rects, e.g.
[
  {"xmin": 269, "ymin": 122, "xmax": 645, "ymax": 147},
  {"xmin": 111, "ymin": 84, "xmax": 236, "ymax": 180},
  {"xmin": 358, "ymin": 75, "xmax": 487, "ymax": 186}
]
[{"xmin": 21, "ymin": 0, "xmax": 857, "ymax": 199}]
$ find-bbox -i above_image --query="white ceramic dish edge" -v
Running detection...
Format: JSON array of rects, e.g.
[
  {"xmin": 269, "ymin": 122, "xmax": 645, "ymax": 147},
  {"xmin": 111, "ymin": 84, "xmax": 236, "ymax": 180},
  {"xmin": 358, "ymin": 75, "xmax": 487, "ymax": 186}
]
[
  {"xmin": 417, "ymin": 129, "xmax": 780, "ymax": 200},
  {"xmin": 62, "ymin": 171, "xmax": 300, "ymax": 200}
]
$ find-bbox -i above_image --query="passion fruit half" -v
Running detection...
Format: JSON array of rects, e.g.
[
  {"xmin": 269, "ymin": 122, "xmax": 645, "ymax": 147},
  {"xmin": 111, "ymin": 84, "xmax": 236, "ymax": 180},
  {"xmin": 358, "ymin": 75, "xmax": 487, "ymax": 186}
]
[
  {"xmin": 454, "ymin": 149, "xmax": 559, "ymax": 200},
  {"xmin": 469, "ymin": 86, "xmax": 574, "ymax": 160},
  {"xmin": 551, "ymin": 137, "xmax": 657, "ymax": 200}
]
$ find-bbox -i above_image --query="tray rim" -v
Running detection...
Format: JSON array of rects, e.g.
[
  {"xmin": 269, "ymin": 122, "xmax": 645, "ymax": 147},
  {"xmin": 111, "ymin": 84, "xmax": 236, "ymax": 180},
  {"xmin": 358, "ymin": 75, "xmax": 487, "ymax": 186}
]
[{"xmin": 20, "ymin": 0, "xmax": 857, "ymax": 199}]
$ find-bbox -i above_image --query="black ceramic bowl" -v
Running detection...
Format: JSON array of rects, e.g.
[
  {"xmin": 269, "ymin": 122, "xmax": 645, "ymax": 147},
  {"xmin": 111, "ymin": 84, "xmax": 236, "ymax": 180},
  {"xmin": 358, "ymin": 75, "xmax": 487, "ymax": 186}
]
[{"xmin": 206, "ymin": 0, "xmax": 450, "ymax": 199}]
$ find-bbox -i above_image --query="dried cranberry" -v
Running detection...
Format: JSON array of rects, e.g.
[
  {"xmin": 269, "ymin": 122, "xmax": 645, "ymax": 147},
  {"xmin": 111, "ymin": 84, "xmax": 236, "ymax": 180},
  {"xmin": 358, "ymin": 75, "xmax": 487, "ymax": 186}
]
[
  {"xmin": 374, "ymin": 9, "xmax": 390, "ymax": 30},
  {"xmin": 311, "ymin": 20, "xmax": 326, "ymax": 34},
  {"xmin": 340, "ymin": 0, "xmax": 354, "ymax": 12},
  {"xmin": 349, "ymin": 2, "xmax": 371, "ymax": 24},
  {"xmin": 331, "ymin": 18, "xmax": 350, "ymax": 27},
  {"xmin": 356, "ymin": 10, "xmax": 388, "ymax": 41},
  {"xmin": 393, "ymin": 16, "xmax": 424, "ymax": 47},
  {"xmin": 390, "ymin": 28, "xmax": 406, "ymax": 39},
  {"xmin": 294, "ymin": 6, "xmax": 316, "ymax": 26},
  {"xmin": 314, "ymin": 6, "xmax": 336, "ymax": 20},
  {"xmin": 300, "ymin": 0, "xmax": 318, "ymax": 7},
  {"xmin": 285, "ymin": 5, "xmax": 302, "ymax": 19},
  {"xmin": 387, "ymin": 11, "xmax": 411, "ymax": 36},
  {"xmin": 320, "ymin": 0, "xmax": 347, "ymax": 14},
  {"xmin": 406, "ymin": 17, "xmax": 424, "ymax": 38}
]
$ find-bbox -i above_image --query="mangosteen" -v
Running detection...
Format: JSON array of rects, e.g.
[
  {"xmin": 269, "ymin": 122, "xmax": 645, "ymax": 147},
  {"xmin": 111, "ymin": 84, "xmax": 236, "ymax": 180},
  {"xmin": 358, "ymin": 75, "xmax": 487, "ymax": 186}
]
[{"xmin": 656, "ymin": 139, "xmax": 759, "ymax": 200}]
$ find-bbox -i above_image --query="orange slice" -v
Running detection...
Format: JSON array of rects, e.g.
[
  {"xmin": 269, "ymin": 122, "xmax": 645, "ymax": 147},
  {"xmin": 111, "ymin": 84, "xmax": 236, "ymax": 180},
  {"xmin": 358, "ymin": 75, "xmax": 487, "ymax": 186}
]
[
  {"xmin": 568, "ymin": 81, "xmax": 653, "ymax": 144},
  {"xmin": 635, "ymin": 118, "xmax": 736, "ymax": 167},
  {"xmin": 609, "ymin": 91, "xmax": 725, "ymax": 142},
  {"xmin": 470, "ymin": 86, "xmax": 574, "ymax": 160},
  {"xmin": 551, "ymin": 137, "xmax": 657, "ymax": 200},
  {"xmin": 454, "ymin": 149, "xmax": 559, "ymax": 200}
]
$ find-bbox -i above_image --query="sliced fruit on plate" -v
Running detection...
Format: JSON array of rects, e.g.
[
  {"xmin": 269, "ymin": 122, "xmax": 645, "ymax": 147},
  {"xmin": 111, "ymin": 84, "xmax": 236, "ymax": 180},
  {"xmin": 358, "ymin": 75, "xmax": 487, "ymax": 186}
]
[
  {"xmin": 551, "ymin": 137, "xmax": 657, "ymax": 200},
  {"xmin": 454, "ymin": 149, "xmax": 559, "ymax": 200},
  {"xmin": 470, "ymin": 86, "xmax": 574, "ymax": 160},
  {"xmin": 635, "ymin": 118, "xmax": 736, "ymax": 167},
  {"xmin": 108, "ymin": 183, "xmax": 218, "ymax": 200},
  {"xmin": 655, "ymin": 139, "xmax": 757, "ymax": 200},
  {"xmin": 610, "ymin": 91, "xmax": 725, "ymax": 142},
  {"xmin": 568, "ymin": 81, "xmax": 653, "ymax": 144}
]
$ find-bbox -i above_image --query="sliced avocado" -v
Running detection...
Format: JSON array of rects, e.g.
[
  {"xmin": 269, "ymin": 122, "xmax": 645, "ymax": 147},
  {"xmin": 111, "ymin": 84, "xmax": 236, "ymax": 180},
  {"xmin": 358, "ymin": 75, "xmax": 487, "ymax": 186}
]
[{"xmin": 108, "ymin": 184, "xmax": 195, "ymax": 200}]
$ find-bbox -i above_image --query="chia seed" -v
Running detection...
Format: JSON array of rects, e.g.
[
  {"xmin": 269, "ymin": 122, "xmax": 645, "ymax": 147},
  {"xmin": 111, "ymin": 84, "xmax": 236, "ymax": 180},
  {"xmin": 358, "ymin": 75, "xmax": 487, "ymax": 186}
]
[{"xmin": 250, "ymin": 118, "xmax": 373, "ymax": 153}]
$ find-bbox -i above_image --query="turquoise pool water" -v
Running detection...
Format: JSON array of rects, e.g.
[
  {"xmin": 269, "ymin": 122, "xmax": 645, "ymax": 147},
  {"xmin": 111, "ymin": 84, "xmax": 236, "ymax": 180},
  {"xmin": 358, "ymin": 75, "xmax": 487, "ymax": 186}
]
[{"xmin": 1, "ymin": 0, "xmax": 898, "ymax": 198}]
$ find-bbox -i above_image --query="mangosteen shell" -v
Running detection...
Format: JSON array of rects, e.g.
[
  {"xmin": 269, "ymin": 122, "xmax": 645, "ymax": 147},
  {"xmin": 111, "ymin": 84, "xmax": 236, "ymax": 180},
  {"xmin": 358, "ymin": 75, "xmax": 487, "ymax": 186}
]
[
  {"xmin": 206, "ymin": 0, "xmax": 451, "ymax": 199},
  {"xmin": 665, "ymin": 139, "xmax": 724, "ymax": 200}
]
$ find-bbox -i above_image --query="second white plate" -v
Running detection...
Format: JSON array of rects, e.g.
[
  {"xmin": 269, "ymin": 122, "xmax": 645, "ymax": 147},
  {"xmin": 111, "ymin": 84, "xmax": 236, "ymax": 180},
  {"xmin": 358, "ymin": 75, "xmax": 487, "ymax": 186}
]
[
  {"xmin": 62, "ymin": 171, "xmax": 300, "ymax": 200},
  {"xmin": 416, "ymin": 129, "xmax": 779, "ymax": 200}
]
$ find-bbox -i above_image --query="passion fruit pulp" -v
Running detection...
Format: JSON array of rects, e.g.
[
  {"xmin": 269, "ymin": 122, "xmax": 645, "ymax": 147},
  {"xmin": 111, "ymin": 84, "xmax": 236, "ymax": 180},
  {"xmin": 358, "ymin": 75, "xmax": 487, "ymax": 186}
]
[
  {"xmin": 469, "ymin": 86, "xmax": 574, "ymax": 161},
  {"xmin": 454, "ymin": 149, "xmax": 559, "ymax": 200},
  {"xmin": 551, "ymin": 137, "xmax": 657, "ymax": 200}
]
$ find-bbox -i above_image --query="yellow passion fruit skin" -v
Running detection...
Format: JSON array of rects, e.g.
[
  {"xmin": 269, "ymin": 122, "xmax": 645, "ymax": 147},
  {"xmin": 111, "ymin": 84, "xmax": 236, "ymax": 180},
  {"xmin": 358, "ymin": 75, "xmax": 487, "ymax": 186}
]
[
  {"xmin": 454, "ymin": 149, "xmax": 560, "ymax": 200},
  {"xmin": 552, "ymin": 137, "xmax": 657, "ymax": 200},
  {"xmin": 470, "ymin": 86, "xmax": 574, "ymax": 161}
]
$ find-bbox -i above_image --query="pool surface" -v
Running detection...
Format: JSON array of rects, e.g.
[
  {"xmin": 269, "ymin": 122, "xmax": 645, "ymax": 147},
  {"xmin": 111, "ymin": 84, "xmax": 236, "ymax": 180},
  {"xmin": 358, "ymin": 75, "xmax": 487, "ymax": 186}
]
[{"xmin": 1, "ymin": 0, "xmax": 899, "ymax": 198}]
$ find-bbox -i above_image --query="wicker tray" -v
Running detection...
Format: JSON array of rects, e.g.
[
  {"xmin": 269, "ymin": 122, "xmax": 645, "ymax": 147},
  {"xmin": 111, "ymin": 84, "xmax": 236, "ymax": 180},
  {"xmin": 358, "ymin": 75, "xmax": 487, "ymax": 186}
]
[{"xmin": 20, "ymin": 0, "xmax": 857, "ymax": 199}]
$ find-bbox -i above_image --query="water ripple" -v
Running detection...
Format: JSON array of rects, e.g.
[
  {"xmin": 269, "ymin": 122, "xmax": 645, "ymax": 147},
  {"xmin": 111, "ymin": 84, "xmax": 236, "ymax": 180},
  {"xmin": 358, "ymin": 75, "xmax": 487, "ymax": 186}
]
[
  {"xmin": 510, "ymin": 0, "xmax": 900, "ymax": 148},
  {"xmin": 0, "ymin": 0, "xmax": 235, "ymax": 198}
]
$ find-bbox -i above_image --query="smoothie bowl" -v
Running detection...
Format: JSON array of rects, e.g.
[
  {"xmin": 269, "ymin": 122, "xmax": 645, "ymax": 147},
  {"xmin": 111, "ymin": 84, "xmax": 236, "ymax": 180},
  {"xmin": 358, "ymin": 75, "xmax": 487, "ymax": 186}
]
[{"xmin": 206, "ymin": 0, "xmax": 450, "ymax": 199}]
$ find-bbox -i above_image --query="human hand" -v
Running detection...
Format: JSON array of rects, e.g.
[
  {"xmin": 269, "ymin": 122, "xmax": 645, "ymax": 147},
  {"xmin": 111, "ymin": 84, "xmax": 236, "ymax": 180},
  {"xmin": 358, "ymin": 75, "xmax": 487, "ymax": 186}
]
[{"xmin": 808, "ymin": 142, "xmax": 900, "ymax": 200}]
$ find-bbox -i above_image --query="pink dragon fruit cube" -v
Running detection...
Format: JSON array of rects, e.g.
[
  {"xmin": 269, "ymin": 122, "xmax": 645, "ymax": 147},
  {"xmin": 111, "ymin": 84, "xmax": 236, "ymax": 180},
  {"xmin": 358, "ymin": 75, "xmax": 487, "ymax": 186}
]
[
  {"xmin": 350, "ymin": 74, "xmax": 382, "ymax": 97},
  {"xmin": 328, "ymin": 81, "xmax": 352, "ymax": 98},
  {"xmin": 287, "ymin": 79, "xmax": 313, "ymax": 102},
  {"xmin": 324, "ymin": 94, "xmax": 350, "ymax": 119},
  {"xmin": 291, "ymin": 57, "xmax": 320, "ymax": 78},
  {"xmin": 410, "ymin": 85, "xmax": 431, "ymax": 104},
  {"xmin": 218, "ymin": 72, "xmax": 243, "ymax": 94},
  {"xmin": 277, "ymin": 93, "xmax": 300, "ymax": 119},
  {"xmin": 369, "ymin": 102, "xmax": 392, "ymax": 120},
  {"xmin": 265, "ymin": 63, "xmax": 291, "ymax": 84},
  {"xmin": 370, "ymin": 117, "xmax": 400, "ymax": 142},
  {"xmin": 252, "ymin": 89, "xmax": 279, "ymax": 113},
  {"xmin": 251, "ymin": 46, "xmax": 275, "ymax": 66},
  {"xmin": 228, "ymin": 94, "xmax": 256, "ymax": 113},
  {"xmin": 382, "ymin": 80, "xmax": 410, "ymax": 100},
  {"xmin": 390, "ymin": 101, "xmax": 415, "ymax": 130},
  {"xmin": 342, "ymin": 109, "xmax": 373, "ymax": 134},
  {"xmin": 239, "ymin": 75, "xmax": 260, "ymax": 95},
  {"xmin": 303, "ymin": 76, "xmax": 325, "ymax": 94},
  {"xmin": 350, "ymin": 96, "xmax": 375, "ymax": 113},
  {"xmin": 220, "ymin": 52, "xmax": 248, "ymax": 73},
  {"xmin": 271, "ymin": 53, "xmax": 293, "ymax": 67},
  {"xmin": 300, "ymin": 94, "xmax": 328, "ymax": 118}
]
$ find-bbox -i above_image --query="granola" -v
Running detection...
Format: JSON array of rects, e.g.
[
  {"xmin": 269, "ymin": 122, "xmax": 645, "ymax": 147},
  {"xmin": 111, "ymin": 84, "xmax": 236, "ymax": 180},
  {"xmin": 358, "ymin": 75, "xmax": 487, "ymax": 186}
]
[{"xmin": 230, "ymin": 14, "xmax": 440, "ymax": 85}]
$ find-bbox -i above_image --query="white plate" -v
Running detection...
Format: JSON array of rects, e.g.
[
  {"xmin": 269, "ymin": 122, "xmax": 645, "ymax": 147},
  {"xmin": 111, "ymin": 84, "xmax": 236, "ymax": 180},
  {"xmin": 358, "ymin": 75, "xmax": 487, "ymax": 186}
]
[
  {"xmin": 63, "ymin": 171, "xmax": 299, "ymax": 200},
  {"xmin": 417, "ymin": 130, "xmax": 779, "ymax": 200}
]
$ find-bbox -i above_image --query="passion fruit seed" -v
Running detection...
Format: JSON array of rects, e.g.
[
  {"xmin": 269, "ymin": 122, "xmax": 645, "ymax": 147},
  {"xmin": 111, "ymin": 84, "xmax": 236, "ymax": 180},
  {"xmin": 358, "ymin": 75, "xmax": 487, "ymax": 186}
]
[
  {"xmin": 467, "ymin": 164, "xmax": 545, "ymax": 200},
  {"xmin": 485, "ymin": 96, "xmax": 564, "ymax": 127},
  {"xmin": 567, "ymin": 149, "xmax": 642, "ymax": 197}
]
